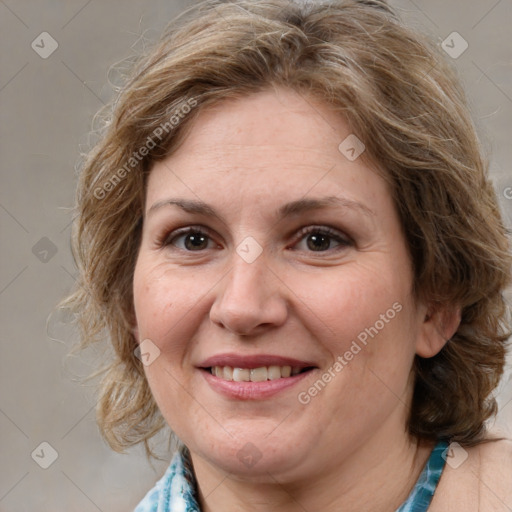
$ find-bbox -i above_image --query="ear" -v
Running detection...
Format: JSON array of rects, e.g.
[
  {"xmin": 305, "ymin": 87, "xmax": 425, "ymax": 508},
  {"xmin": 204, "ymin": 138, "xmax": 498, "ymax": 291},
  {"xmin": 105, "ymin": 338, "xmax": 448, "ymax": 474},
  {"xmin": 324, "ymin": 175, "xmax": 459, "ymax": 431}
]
[{"xmin": 415, "ymin": 302, "xmax": 461, "ymax": 358}]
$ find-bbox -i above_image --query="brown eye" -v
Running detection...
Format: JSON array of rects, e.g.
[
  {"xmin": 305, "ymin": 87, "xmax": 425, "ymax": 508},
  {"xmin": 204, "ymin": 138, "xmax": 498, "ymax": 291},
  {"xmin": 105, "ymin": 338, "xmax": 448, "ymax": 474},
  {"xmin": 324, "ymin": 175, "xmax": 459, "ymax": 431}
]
[
  {"xmin": 162, "ymin": 227, "xmax": 216, "ymax": 251},
  {"xmin": 293, "ymin": 226, "xmax": 351, "ymax": 253}
]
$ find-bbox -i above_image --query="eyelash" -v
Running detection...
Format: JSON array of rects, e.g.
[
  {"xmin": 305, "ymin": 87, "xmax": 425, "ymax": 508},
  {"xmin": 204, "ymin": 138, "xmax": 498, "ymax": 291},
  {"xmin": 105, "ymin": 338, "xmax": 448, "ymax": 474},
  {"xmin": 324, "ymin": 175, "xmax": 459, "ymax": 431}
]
[{"xmin": 159, "ymin": 224, "xmax": 352, "ymax": 253}]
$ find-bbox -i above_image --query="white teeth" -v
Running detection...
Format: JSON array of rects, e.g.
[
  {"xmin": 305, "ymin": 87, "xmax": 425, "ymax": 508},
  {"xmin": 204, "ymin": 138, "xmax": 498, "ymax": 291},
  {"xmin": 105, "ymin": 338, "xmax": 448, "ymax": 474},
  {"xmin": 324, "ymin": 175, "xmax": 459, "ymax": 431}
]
[
  {"xmin": 250, "ymin": 367, "xmax": 268, "ymax": 382},
  {"xmin": 232, "ymin": 368, "xmax": 250, "ymax": 382},
  {"xmin": 211, "ymin": 365, "xmax": 305, "ymax": 382},
  {"xmin": 281, "ymin": 365, "xmax": 291, "ymax": 378},
  {"xmin": 223, "ymin": 366, "xmax": 233, "ymax": 381},
  {"xmin": 268, "ymin": 365, "xmax": 282, "ymax": 380}
]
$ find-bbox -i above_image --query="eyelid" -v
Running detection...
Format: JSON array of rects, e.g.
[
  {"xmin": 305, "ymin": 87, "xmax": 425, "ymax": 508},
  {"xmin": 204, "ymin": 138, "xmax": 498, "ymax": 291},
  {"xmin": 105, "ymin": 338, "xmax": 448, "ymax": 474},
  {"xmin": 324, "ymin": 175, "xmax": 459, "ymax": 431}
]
[
  {"xmin": 294, "ymin": 224, "xmax": 350, "ymax": 241},
  {"xmin": 290, "ymin": 225, "xmax": 352, "ymax": 250},
  {"xmin": 158, "ymin": 224, "xmax": 216, "ymax": 248},
  {"xmin": 159, "ymin": 223, "xmax": 352, "ymax": 253}
]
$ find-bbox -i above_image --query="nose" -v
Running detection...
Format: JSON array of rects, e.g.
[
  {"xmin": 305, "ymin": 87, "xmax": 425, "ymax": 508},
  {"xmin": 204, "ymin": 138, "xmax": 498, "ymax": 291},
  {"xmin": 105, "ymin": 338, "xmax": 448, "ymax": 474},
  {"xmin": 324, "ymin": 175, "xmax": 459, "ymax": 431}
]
[{"xmin": 209, "ymin": 248, "xmax": 288, "ymax": 336}]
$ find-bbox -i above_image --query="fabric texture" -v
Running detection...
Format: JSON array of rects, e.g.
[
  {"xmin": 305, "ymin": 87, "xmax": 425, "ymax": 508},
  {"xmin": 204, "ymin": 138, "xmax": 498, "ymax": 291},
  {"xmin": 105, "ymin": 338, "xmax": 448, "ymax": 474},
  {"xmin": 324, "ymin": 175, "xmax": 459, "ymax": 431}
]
[
  {"xmin": 134, "ymin": 446, "xmax": 200, "ymax": 512},
  {"xmin": 134, "ymin": 440, "xmax": 449, "ymax": 512},
  {"xmin": 396, "ymin": 440, "xmax": 449, "ymax": 512}
]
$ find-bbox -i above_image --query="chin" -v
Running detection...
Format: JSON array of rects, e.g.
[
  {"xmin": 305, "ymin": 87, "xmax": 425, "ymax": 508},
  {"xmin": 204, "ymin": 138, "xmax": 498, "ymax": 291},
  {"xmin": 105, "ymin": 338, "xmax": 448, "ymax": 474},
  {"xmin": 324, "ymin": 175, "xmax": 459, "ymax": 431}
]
[{"xmin": 191, "ymin": 431, "xmax": 311, "ymax": 480}]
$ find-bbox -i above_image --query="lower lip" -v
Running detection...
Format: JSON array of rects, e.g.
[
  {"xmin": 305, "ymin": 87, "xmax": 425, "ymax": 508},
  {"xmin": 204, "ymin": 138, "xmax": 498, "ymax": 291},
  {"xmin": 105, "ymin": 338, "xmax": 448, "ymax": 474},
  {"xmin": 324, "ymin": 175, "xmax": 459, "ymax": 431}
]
[{"xmin": 200, "ymin": 369, "xmax": 314, "ymax": 400}]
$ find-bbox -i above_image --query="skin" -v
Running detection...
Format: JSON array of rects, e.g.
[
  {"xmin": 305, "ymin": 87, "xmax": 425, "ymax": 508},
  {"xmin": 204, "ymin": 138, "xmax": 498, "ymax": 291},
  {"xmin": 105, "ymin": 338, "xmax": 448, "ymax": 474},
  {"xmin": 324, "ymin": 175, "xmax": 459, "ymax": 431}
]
[
  {"xmin": 428, "ymin": 439, "xmax": 512, "ymax": 511},
  {"xmin": 132, "ymin": 86, "xmax": 465, "ymax": 512}
]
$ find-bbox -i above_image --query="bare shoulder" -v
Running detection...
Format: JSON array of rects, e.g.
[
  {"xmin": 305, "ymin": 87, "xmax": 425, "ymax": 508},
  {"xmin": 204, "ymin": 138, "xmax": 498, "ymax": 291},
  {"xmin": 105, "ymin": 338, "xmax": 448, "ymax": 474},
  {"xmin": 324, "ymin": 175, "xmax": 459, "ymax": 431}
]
[
  {"xmin": 474, "ymin": 438, "xmax": 512, "ymax": 486},
  {"xmin": 470, "ymin": 438, "xmax": 512, "ymax": 510},
  {"xmin": 430, "ymin": 438, "xmax": 512, "ymax": 511},
  {"xmin": 474, "ymin": 437, "xmax": 512, "ymax": 463}
]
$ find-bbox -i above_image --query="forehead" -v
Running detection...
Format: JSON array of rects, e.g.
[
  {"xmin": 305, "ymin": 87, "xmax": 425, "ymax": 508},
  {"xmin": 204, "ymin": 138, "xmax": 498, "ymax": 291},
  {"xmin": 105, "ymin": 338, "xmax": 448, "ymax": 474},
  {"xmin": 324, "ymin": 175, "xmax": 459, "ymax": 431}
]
[
  {"xmin": 168, "ymin": 87, "xmax": 347, "ymax": 164},
  {"xmin": 145, "ymin": 87, "xmax": 391, "ymax": 215}
]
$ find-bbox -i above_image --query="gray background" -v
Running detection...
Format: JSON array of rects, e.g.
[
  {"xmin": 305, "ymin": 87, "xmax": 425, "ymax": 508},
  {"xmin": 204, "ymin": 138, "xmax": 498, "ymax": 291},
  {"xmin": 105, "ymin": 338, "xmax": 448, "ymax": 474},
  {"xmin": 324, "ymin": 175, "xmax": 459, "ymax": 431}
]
[{"xmin": 1, "ymin": 0, "xmax": 511, "ymax": 510}]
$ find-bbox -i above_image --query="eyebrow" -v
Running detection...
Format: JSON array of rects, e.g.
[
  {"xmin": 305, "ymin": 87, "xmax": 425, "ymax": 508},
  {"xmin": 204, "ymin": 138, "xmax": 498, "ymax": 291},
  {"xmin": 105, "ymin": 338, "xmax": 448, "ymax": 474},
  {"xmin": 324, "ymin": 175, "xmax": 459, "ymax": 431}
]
[{"xmin": 148, "ymin": 196, "xmax": 375, "ymax": 222}]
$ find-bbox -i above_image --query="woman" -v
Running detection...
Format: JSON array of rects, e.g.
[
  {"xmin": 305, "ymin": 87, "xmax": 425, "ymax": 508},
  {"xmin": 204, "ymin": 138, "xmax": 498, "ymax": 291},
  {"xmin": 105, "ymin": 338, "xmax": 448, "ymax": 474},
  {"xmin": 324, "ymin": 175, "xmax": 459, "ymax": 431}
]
[{"xmin": 65, "ymin": 0, "xmax": 512, "ymax": 510}]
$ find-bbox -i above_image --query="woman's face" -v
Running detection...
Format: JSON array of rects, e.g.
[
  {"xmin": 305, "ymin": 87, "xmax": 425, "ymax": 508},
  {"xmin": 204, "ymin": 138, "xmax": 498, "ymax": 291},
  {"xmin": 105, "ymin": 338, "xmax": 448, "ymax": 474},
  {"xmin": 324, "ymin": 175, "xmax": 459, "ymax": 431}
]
[{"xmin": 133, "ymin": 87, "xmax": 431, "ymax": 482}]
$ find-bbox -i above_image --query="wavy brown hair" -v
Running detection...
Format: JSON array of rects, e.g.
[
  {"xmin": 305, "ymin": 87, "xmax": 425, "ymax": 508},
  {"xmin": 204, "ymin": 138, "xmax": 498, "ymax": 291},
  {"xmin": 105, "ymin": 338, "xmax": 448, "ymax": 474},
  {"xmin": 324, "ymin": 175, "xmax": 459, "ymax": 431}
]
[{"xmin": 63, "ymin": 0, "xmax": 511, "ymax": 455}]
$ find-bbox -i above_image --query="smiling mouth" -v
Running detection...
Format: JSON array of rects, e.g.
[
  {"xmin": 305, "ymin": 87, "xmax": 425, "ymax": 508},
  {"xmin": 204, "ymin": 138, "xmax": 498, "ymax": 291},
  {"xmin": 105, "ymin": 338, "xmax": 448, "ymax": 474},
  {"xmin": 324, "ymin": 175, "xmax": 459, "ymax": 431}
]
[{"xmin": 206, "ymin": 365, "xmax": 315, "ymax": 382}]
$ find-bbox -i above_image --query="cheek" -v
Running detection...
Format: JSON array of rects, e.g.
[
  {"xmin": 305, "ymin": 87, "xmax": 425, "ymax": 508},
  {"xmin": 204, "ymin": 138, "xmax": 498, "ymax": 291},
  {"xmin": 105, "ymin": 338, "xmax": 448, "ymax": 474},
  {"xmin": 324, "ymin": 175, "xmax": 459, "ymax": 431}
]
[
  {"xmin": 132, "ymin": 259, "xmax": 205, "ymax": 426},
  {"xmin": 298, "ymin": 260, "xmax": 418, "ymax": 401},
  {"xmin": 133, "ymin": 260, "xmax": 198, "ymax": 357},
  {"xmin": 302, "ymin": 260, "xmax": 412, "ymax": 348}
]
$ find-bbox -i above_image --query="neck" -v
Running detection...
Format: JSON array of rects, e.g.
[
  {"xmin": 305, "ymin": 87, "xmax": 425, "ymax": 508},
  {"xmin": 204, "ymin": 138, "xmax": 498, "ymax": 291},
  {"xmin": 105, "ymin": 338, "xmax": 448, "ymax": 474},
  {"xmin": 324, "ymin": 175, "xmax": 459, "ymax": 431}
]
[{"xmin": 190, "ymin": 422, "xmax": 435, "ymax": 512}]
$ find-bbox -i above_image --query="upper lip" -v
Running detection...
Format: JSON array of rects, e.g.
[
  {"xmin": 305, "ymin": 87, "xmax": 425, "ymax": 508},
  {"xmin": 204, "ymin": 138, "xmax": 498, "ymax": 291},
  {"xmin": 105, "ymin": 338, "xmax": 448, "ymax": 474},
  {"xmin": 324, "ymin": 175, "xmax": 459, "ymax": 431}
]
[{"xmin": 198, "ymin": 353, "xmax": 318, "ymax": 370}]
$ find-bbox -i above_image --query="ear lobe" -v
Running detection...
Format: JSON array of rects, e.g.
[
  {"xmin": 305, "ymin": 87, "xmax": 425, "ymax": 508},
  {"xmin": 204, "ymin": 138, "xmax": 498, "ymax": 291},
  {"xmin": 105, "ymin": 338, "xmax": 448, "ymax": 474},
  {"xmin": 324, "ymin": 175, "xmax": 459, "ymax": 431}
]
[{"xmin": 416, "ymin": 303, "xmax": 461, "ymax": 358}]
